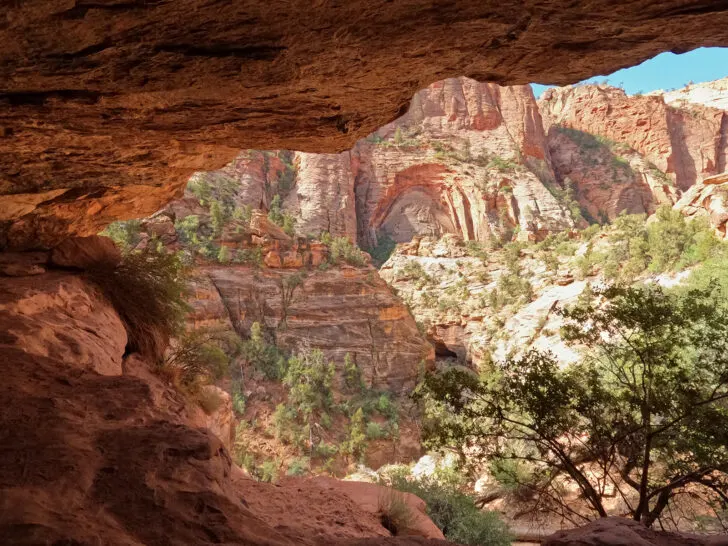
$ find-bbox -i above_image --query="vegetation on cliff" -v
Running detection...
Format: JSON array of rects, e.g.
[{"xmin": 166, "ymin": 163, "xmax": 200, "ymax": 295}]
[{"xmin": 416, "ymin": 282, "xmax": 728, "ymax": 529}]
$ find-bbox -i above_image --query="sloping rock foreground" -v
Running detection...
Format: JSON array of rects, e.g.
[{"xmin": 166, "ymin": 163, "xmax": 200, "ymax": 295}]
[
  {"xmin": 4, "ymin": 2, "xmax": 728, "ymax": 248},
  {"xmin": 543, "ymin": 518, "xmax": 728, "ymax": 546},
  {"xmin": 0, "ymin": 265, "xmax": 445, "ymax": 544}
]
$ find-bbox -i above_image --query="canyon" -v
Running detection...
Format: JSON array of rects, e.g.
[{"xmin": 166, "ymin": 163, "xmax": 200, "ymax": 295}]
[
  {"xmin": 90, "ymin": 74, "xmax": 728, "ymax": 539},
  {"xmin": 4, "ymin": 4, "xmax": 728, "ymax": 543}
]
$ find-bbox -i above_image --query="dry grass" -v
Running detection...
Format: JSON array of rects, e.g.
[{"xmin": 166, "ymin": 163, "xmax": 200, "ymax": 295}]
[
  {"xmin": 378, "ymin": 489, "xmax": 414, "ymax": 536},
  {"xmin": 196, "ymin": 388, "xmax": 224, "ymax": 415}
]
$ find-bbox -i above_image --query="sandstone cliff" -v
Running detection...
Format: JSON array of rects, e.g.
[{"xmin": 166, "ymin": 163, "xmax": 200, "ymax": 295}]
[{"xmin": 540, "ymin": 84, "xmax": 728, "ymax": 191}]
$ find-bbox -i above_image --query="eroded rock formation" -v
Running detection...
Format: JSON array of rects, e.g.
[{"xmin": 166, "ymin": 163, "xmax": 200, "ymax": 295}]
[
  {"xmin": 540, "ymin": 84, "xmax": 728, "ymax": 191},
  {"xmin": 4, "ymin": 2, "xmax": 728, "ymax": 248},
  {"xmin": 0, "ymin": 255, "xmax": 444, "ymax": 545},
  {"xmin": 189, "ymin": 265, "xmax": 433, "ymax": 392}
]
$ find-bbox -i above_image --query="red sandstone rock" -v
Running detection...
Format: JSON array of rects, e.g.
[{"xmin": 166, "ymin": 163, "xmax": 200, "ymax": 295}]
[
  {"xmin": 50, "ymin": 235, "xmax": 122, "ymax": 269},
  {"xmin": 250, "ymin": 210, "xmax": 292, "ymax": 242},
  {"xmin": 0, "ymin": 271, "xmax": 126, "ymax": 376},
  {"xmin": 188, "ymin": 265, "xmax": 434, "ymax": 392},
  {"xmin": 540, "ymin": 85, "xmax": 728, "ymax": 192},
  {"xmin": 3, "ymin": 2, "xmax": 728, "ymax": 248}
]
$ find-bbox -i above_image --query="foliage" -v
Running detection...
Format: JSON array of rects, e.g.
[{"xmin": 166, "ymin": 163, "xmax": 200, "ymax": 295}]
[
  {"xmin": 242, "ymin": 322, "xmax": 288, "ymax": 380},
  {"xmin": 233, "ymin": 247, "xmax": 263, "ymax": 267},
  {"xmin": 85, "ymin": 246, "xmax": 189, "ymax": 359},
  {"xmin": 196, "ymin": 388, "xmax": 224, "ymax": 415},
  {"xmin": 378, "ymin": 489, "xmax": 414, "ymax": 536},
  {"xmin": 268, "ymin": 194, "xmax": 296, "ymax": 236},
  {"xmin": 398, "ymin": 260, "xmax": 432, "ymax": 289},
  {"xmin": 600, "ymin": 208, "xmax": 719, "ymax": 281},
  {"xmin": 273, "ymin": 348, "xmax": 336, "ymax": 455},
  {"xmin": 417, "ymin": 283, "xmax": 728, "ymax": 527},
  {"xmin": 343, "ymin": 353, "xmax": 365, "ymax": 392},
  {"xmin": 322, "ymin": 232, "xmax": 368, "ymax": 266},
  {"xmin": 100, "ymin": 220, "xmax": 142, "ymax": 252},
  {"xmin": 380, "ymin": 471, "xmax": 511, "ymax": 545},
  {"xmin": 488, "ymin": 156, "xmax": 519, "ymax": 172},
  {"xmin": 286, "ymin": 457, "xmax": 310, "ymax": 476},
  {"xmin": 344, "ymin": 407, "xmax": 368, "ymax": 459},
  {"xmin": 163, "ymin": 328, "xmax": 242, "ymax": 386}
]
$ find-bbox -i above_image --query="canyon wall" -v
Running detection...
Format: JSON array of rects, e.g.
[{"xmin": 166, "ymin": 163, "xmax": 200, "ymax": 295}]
[
  {"xmin": 539, "ymin": 84, "xmax": 728, "ymax": 191},
  {"xmin": 189, "ymin": 265, "xmax": 433, "ymax": 392}
]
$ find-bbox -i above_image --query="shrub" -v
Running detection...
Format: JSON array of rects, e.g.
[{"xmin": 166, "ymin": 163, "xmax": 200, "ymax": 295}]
[
  {"xmin": 174, "ymin": 215, "xmax": 201, "ymax": 245},
  {"xmin": 196, "ymin": 388, "xmax": 224, "ymax": 415},
  {"xmin": 258, "ymin": 460, "xmax": 279, "ymax": 483},
  {"xmin": 164, "ymin": 328, "xmax": 240, "ymax": 385},
  {"xmin": 324, "ymin": 234, "xmax": 368, "ymax": 266},
  {"xmin": 343, "ymin": 353, "xmax": 365, "ymax": 392},
  {"xmin": 366, "ymin": 421, "xmax": 386, "ymax": 440},
  {"xmin": 382, "ymin": 473, "xmax": 511, "ymax": 545},
  {"xmin": 286, "ymin": 457, "xmax": 310, "ymax": 476},
  {"xmin": 242, "ymin": 322, "xmax": 288, "ymax": 380},
  {"xmin": 344, "ymin": 407, "xmax": 368, "ymax": 459},
  {"xmin": 100, "ymin": 220, "xmax": 142, "ymax": 251},
  {"xmin": 378, "ymin": 490, "xmax": 414, "ymax": 536},
  {"xmin": 85, "ymin": 246, "xmax": 189, "ymax": 359}
]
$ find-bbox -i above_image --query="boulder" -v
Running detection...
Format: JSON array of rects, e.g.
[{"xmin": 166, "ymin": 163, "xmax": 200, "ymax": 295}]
[{"xmin": 51, "ymin": 235, "xmax": 122, "ymax": 270}]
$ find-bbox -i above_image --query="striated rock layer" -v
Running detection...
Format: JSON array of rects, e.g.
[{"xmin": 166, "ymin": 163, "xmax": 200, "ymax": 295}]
[
  {"xmin": 540, "ymin": 84, "xmax": 728, "ymax": 191},
  {"xmin": 4, "ymin": 2, "xmax": 728, "ymax": 248},
  {"xmin": 189, "ymin": 264, "xmax": 434, "ymax": 392}
]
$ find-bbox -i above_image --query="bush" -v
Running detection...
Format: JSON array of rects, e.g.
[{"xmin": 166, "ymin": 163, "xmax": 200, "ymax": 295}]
[
  {"xmin": 243, "ymin": 322, "xmax": 288, "ymax": 380},
  {"xmin": 382, "ymin": 473, "xmax": 511, "ymax": 545},
  {"xmin": 164, "ymin": 328, "xmax": 240, "ymax": 385},
  {"xmin": 100, "ymin": 220, "xmax": 142, "ymax": 251},
  {"xmin": 286, "ymin": 457, "xmax": 310, "ymax": 476},
  {"xmin": 258, "ymin": 460, "xmax": 279, "ymax": 483},
  {"xmin": 196, "ymin": 388, "xmax": 224, "ymax": 415},
  {"xmin": 366, "ymin": 421, "xmax": 386, "ymax": 440},
  {"xmin": 343, "ymin": 353, "xmax": 365, "ymax": 392},
  {"xmin": 323, "ymin": 233, "xmax": 368, "ymax": 266},
  {"xmin": 85, "ymin": 246, "xmax": 189, "ymax": 359}
]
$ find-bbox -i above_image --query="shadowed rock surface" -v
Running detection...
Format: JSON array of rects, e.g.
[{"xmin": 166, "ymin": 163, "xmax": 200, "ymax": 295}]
[{"xmin": 4, "ymin": 1, "xmax": 728, "ymax": 247}]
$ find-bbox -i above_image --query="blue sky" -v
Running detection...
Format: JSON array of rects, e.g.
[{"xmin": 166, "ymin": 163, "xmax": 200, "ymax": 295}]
[{"xmin": 531, "ymin": 47, "xmax": 728, "ymax": 98}]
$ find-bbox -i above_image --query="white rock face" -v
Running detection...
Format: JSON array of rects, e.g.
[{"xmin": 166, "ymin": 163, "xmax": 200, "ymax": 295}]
[{"xmin": 658, "ymin": 77, "xmax": 728, "ymax": 111}]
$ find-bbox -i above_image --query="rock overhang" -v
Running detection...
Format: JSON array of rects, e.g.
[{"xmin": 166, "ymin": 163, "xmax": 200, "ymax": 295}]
[{"xmin": 3, "ymin": 1, "xmax": 728, "ymax": 248}]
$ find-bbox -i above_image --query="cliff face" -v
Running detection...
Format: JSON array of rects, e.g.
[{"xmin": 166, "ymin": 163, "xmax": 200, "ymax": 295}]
[
  {"xmin": 539, "ymin": 84, "xmax": 728, "ymax": 191},
  {"xmin": 354, "ymin": 79, "xmax": 574, "ymax": 247},
  {"xmin": 190, "ymin": 265, "xmax": 433, "ymax": 393}
]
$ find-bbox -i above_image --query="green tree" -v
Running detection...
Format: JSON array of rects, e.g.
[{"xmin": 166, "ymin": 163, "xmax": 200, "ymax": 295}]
[
  {"xmin": 343, "ymin": 353, "xmax": 365, "ymax": 392},
  {"xmin": 345, "ymin": 407, "xmax": 368, "ymax": 460},
  {"xmin": 217, "ymin": 245, "xmax": 230, "ymax": 263},
  {"xmin": 210, "ymin": 199, "xmax": 225, "ymax": 237},
  {"xmin": 268, "ymin": 194, "xmax": 284, "ymax": 226},
  {"xmin": 417, "ymin": 283, "xmax": 728, "ymax": 528},
  {"xmin": 242, "ymin": 322, "xmax": 287, "ymax": 380}
]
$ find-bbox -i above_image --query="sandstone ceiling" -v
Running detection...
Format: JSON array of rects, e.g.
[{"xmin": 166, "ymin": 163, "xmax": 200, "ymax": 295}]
[{"xmin": 3, "ymin": 1, "xmax": 728, "ymax": 248}]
